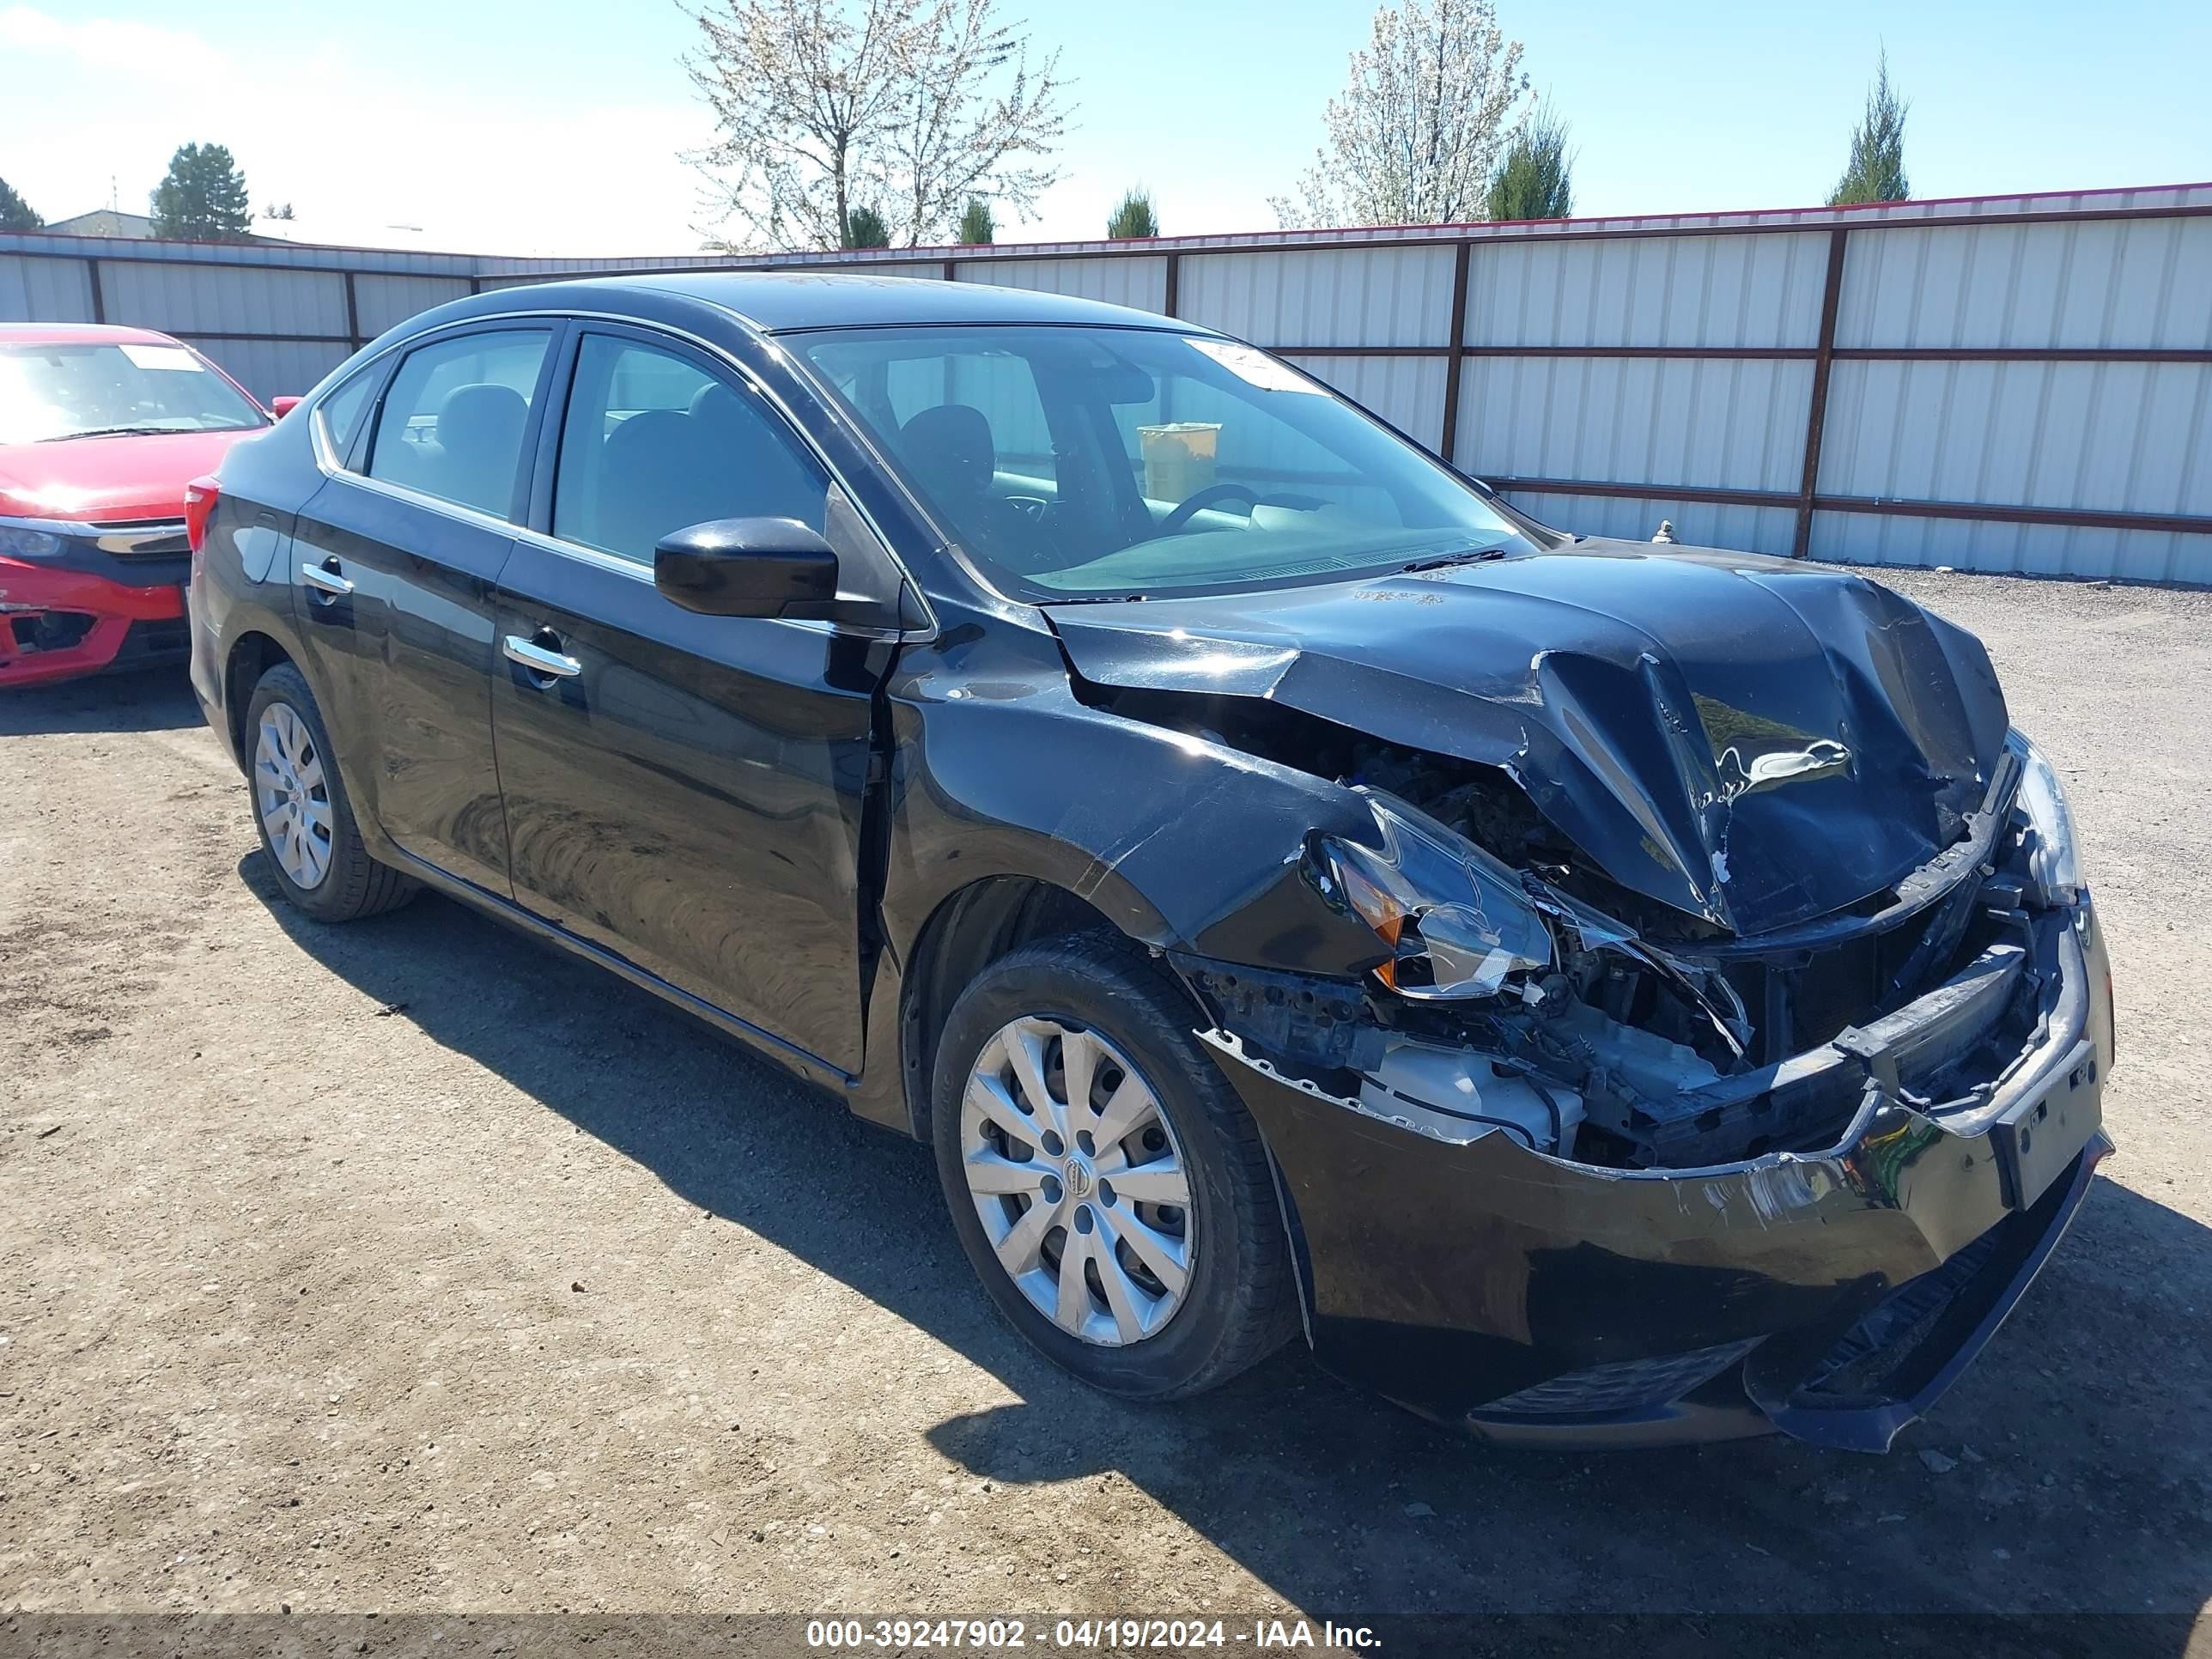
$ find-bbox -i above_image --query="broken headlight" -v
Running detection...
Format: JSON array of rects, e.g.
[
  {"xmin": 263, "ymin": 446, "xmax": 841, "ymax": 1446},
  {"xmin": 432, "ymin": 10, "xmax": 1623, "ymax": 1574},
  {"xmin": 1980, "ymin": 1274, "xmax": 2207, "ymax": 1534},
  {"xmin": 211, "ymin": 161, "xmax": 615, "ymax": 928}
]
[
  {"xmin": 1318, "ymin": 789, "xmax": 1553, "ymax": 999},
  {"xmin": 2008, "ymin": 729, "xmax": 2083, "ymax": 906}
]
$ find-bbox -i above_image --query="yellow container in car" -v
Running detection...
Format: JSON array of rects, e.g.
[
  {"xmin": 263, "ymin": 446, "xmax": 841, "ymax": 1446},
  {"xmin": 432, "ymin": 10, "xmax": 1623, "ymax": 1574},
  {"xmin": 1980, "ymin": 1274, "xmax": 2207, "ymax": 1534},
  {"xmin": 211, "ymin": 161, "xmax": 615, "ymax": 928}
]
[{"xmin": 1137, "ymin": 422, "xmax": 1221, "ymax": 503}]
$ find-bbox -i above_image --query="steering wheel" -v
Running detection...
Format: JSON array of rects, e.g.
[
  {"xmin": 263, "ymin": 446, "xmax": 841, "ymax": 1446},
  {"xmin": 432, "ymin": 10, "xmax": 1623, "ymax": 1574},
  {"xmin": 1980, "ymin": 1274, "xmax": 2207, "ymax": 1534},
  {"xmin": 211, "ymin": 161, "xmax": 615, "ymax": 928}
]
[
  {"xmin": 1158, "ymin": 484, "xmax": 1331, "ymax": 534},
  {"xmin": 1158, "ymin": 482, "xmax": 1261, "ymax": 533}
]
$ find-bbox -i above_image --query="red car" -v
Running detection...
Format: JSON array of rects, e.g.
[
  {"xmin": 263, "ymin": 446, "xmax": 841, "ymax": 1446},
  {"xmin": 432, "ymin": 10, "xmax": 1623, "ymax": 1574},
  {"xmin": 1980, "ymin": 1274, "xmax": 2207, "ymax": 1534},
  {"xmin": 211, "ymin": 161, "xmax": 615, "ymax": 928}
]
[{"xmin": 0, "ymin": 323, "xmax": 273, "ymax": 689}]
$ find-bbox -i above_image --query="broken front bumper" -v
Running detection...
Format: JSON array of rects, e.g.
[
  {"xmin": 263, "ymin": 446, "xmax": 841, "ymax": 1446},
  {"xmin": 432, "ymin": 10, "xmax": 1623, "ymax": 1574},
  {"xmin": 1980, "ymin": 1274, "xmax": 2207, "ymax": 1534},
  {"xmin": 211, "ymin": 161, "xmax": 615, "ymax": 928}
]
[
  {"xmin": 0, "ymin": 553, "xmax": 190, "ymax": 689},
  {"xmin": 1200, "ymin": 897, "xmax": 2114, "ymax": 1450}
]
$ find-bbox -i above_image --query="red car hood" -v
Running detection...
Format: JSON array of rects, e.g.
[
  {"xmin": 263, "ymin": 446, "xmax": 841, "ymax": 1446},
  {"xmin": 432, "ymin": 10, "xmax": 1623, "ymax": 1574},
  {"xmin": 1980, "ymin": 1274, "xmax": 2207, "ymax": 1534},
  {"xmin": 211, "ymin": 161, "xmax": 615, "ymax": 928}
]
[{"xmin": 0, "ymin": 428, "xmax": 258, "ymax": 524}]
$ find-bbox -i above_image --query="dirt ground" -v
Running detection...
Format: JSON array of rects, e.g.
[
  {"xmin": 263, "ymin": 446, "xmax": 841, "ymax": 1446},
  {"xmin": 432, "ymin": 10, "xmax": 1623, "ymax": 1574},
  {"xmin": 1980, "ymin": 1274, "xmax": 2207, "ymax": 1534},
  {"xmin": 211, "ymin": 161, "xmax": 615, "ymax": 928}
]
[{"xmin": 3, "ymin": 567, "xmax": 2210, "ymax": 1638}]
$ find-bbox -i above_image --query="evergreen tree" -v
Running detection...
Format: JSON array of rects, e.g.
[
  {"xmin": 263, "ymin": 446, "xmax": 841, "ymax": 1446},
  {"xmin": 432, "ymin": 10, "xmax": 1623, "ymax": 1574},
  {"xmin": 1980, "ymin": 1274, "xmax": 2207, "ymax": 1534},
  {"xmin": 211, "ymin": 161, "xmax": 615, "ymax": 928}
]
[
  {"xmin": 1486, "ymin": 101, "xmax": 1573, "ymax": 220},
  {"xmin": 842, "ymin": 204, "xmax": 891, "ymax": 248},
  {"xmin": 0, "ymin": 175, "xmax": 42, "ymax": 232},
  {"xmin": 957, "ymin": 197, "xmax": 994, "ymax": 244},
  {"xmin": 1106, "ymin": 187, "xmax": 1158, "ymax": 239},
  {"xmin": 149, "ymin": 143, "xmax": 253, "ymax": 241},
  {"xmin": 1828, "ymin": 51, "xmax": 1910, "ymax": 206}
]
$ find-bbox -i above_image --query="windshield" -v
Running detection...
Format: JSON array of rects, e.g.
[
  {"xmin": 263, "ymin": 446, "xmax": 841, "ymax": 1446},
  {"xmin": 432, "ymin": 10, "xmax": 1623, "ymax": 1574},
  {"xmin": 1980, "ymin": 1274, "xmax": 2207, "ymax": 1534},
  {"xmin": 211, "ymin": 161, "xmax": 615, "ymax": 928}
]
[
  {"xmin": 792, "ymin": 325, "xmax": 1539, "ymax": 601},
  {"xmin": 0, "ymin": 340, "xmax": 268, "ymax": 446}
]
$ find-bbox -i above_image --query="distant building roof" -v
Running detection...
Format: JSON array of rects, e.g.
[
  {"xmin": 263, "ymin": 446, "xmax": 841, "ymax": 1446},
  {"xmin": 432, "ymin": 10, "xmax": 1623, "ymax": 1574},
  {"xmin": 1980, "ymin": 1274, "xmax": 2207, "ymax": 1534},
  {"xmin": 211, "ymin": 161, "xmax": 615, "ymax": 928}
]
[
  {"xmin": 46, "ymin": 209, "xmax": 157, "ymax": 239},
  {"xmin": 44, "ymin": 208, "xmax": 301, "ymax": 247}
]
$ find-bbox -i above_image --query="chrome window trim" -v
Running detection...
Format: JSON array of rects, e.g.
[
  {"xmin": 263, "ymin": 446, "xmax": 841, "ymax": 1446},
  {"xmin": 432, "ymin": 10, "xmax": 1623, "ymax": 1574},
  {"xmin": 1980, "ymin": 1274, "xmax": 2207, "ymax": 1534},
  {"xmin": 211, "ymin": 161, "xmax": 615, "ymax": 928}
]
[
  {"xmin": 321, "ymin": 465, "xmax": 539, "ymax": 542},
  {"xmin": 507, "ymin": 522, "xmax": 656, "ymax": 586},
  {"xmin": 307, "ymin": 361, "xmax": 394, "ymax": 476},
  {"xmin": 299, "ymin": 306, "xmax": 937, "ymax": 641}
]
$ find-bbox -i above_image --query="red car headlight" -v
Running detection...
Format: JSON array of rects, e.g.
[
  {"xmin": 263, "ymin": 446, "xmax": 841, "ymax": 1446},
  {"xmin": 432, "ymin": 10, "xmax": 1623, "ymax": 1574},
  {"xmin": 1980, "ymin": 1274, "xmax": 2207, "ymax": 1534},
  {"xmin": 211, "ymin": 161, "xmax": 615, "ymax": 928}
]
[{"xmin": 0, "ymin": 520, "xmax": 69, "ymax": 561}]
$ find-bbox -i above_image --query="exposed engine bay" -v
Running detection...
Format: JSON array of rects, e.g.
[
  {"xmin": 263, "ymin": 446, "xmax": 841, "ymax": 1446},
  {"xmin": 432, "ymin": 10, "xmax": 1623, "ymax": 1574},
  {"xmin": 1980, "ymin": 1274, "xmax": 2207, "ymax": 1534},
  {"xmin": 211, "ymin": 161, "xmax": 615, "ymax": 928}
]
[{"xmin": 1089, "ymin": 683, "xmax": 2054, "ymax": 1172}]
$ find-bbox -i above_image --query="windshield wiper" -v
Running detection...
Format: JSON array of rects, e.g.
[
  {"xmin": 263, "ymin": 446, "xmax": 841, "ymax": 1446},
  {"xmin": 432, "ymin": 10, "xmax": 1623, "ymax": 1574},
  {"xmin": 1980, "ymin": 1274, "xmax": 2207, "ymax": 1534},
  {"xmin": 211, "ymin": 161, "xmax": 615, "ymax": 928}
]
[
  {"xmin": 39, "ymin": 424, "xmax": 198, "ymax": 441},
  {"xmin": 1399, "ymin": 544, "xmax": 1511, "ymax": 574}
]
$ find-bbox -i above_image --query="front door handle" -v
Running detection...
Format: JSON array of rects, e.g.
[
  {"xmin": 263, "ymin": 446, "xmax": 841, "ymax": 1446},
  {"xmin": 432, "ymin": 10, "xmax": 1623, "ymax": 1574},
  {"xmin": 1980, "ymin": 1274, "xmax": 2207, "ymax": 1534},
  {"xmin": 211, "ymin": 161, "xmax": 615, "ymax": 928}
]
[
  {"xmin": 300, "ymin": 559, "xmax": 353, "ymax": 598},
  {"xmin": 502, "ymin": 632, "xmax": 582, "ymax": 680}
]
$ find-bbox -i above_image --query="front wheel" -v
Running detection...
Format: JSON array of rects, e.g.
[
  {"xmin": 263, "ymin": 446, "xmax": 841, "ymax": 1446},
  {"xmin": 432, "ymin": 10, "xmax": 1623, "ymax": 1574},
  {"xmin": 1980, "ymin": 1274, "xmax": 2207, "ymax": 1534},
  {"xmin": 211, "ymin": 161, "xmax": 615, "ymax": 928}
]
[
  {"xmin": 244, "ymin": 662, "xmax": 417, "ymax": 922},
  {"xmin": 931, "ymin": 934, "xmax": 1298, "ymax": 1399}
]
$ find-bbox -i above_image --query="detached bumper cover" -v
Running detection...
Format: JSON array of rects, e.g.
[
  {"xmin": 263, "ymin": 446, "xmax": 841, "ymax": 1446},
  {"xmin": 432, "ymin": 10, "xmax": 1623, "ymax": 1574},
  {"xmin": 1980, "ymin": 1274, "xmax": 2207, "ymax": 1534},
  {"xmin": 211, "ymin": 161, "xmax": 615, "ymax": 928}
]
[{"xmin": 1203, "ymin": 899, "xmax": 2113, "ymax": 1449}]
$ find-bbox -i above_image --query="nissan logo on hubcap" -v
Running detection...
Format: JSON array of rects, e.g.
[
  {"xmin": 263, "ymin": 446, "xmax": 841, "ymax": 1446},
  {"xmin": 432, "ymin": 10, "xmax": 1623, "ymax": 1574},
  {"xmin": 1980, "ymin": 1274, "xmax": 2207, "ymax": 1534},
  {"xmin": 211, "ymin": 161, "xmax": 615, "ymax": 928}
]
[{"xmin": 1064, "ymin": 1160, "xmax": 1093, "ymax": 1200}]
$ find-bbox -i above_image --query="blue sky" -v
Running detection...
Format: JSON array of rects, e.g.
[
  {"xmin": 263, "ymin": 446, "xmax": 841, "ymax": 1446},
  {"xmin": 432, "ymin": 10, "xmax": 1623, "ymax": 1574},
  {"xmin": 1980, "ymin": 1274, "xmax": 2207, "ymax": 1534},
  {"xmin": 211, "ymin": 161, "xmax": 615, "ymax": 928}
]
[{"xmin": 3, "ymin": 0, "xmax": 2208, "ymax": 255}]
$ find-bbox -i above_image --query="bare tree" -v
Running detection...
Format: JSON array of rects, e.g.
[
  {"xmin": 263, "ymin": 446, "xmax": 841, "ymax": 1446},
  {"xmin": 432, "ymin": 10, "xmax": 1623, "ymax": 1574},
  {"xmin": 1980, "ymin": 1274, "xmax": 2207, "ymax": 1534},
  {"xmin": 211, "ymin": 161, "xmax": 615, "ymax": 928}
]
[
  {"xmin": 1270, "ymin": 0, "xmax": 1528, "ymax": 229},
  {"xmin": 683, "ymin": 0, "xmax": 1070, "ymax": 252},
  {"xmin": 880, "ymin": 0, "xmax": 1068, "ymax": 247}
]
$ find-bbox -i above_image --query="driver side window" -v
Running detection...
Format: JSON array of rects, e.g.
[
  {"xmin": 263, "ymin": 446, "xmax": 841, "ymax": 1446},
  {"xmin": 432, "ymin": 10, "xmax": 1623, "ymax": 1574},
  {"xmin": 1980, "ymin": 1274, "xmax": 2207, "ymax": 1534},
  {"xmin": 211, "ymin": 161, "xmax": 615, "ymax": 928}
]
[{"xmin": 551, "ymin": 332, "xmax": 830, "ymax": 566}]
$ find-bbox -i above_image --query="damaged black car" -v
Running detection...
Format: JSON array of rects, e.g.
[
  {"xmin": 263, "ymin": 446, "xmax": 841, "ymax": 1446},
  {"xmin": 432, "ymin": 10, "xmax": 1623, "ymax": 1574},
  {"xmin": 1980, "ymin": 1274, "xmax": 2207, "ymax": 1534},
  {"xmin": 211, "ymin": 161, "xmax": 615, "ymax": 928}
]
[{"xmin": 188, "ymin": 274, "xmax": 2114, "ymax": 1450}]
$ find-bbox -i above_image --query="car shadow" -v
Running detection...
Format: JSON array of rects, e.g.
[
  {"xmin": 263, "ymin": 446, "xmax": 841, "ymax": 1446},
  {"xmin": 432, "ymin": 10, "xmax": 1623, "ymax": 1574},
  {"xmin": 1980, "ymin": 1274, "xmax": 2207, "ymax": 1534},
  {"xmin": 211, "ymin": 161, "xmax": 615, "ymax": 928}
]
[
  {"xmin": 241, "ymin": 857, "xmax": 2212, "ymax": 1632},
  {"xmin": 0, "ymin": 666, "xmax": 204, "ymax": 736}
]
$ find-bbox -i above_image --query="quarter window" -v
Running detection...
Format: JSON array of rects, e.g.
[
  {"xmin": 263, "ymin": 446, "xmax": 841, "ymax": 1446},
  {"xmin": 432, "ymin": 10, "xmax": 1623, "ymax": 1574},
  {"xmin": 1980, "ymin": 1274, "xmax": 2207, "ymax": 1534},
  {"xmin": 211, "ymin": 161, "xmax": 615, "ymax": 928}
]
[
  {"xmin": 366, "ymin": 329, "xmax": 551, "ymax": 520},
  {"xmin": 313, "ymin": 368, "xmax": 380, "ymax": 467},
  {"xmin": 551, "ymin": 333, "xmax": 830, "ymax": 565}
]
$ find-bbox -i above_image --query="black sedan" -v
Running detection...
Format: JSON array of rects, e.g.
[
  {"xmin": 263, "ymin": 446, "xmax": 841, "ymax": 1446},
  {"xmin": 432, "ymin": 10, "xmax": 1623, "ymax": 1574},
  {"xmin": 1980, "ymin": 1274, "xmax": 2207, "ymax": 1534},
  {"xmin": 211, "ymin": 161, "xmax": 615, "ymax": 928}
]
[{"xmin": 185, "ymin": 273, "xmax": 2114, "ymax": 1449}]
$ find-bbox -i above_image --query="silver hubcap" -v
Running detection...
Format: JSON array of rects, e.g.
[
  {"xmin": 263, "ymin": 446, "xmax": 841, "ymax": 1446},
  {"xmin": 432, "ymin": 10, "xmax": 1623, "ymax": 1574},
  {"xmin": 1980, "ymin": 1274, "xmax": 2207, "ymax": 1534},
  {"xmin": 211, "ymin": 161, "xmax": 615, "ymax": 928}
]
[
  {"xmin": 960, "ymin": 1017, "xmax": 1195, "ymax": 1346},
  {"xmin": 253, "ymin": 702, "xmax": 334, "ymax": 890}
]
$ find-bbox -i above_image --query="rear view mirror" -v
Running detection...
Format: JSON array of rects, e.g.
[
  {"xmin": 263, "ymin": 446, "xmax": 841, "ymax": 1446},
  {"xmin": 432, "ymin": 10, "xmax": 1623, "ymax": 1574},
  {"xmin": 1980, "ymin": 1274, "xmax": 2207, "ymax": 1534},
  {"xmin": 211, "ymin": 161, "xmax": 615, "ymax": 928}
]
[
  {"xmin": 1067, "ymin": 357, "xmax": 1156, "ymax": 405},
  {"xmin": 270, "ymin": 395, "xmax": 304, "ymax": 418},
  {"xmin": 653, "ymin": 518, "xmax": 839, "ymax": 617}
]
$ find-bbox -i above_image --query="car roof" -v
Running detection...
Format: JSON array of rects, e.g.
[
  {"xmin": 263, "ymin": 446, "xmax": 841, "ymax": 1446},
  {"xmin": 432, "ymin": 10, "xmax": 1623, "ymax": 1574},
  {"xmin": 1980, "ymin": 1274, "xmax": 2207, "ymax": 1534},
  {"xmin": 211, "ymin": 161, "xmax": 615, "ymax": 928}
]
[
  {"xmin": 488, "ymin": 270, "xmax": 1207, "ymax": 337},
  {"xmin": 0, "ymin": 321, "xmax": 185, "ymax": 348}
]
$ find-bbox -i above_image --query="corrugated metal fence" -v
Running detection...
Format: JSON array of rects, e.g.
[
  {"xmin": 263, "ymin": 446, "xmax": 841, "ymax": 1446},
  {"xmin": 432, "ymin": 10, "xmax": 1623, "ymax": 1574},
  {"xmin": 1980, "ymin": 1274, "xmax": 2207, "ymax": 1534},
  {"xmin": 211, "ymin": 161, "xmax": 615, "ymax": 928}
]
[{"xmin": 7, "ymin": 181, "xmax": 2209, "ymax": 582}]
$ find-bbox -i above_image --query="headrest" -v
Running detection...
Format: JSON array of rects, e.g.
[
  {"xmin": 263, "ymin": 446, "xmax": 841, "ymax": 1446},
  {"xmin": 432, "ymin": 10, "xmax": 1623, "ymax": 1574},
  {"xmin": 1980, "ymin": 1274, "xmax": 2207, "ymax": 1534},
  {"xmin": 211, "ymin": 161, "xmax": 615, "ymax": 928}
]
[
  {"xmin": 435, "ymin": 382, "xmax": 528, "ymax": 453},
  {"xmin": 896, "ymin": 403, "xmax": 994, "ymax": 499}
]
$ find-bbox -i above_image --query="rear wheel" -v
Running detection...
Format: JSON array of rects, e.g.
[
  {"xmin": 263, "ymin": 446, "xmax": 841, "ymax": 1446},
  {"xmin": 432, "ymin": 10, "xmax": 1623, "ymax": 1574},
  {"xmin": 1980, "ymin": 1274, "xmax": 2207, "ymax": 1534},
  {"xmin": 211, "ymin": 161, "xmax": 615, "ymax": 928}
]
[
  {"xmin": 931, "ymin": 933, "xmax": 1297, "ymax": 1399},
  {"xmin": 244, "ymin": 662, "xmax": 416, "ymax": 922}
]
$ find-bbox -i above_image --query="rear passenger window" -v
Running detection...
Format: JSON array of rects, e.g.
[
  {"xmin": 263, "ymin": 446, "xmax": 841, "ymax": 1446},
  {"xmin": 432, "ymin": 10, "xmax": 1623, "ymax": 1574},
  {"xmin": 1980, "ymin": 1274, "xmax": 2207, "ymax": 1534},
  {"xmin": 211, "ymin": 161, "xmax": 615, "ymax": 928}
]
[
  {"xmin": 367, "ymin": 329, "xmax": 550, "ymax": 520},
  {"xmin": 552, "ymin": 333, "xmax": 828, "ymax": 565}
]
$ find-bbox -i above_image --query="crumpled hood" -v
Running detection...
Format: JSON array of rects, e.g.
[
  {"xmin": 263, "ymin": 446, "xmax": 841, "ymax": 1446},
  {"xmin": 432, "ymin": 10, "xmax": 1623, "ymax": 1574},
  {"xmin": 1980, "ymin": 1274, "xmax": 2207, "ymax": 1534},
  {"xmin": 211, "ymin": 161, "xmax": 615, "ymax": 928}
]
[
  {"xmin": 0, "ymin": 429, "xmax": 252, "ymax": 524},
  {"xmin": 1042, "ymin": 539, "xmax": 2009, "ymax": 937}
]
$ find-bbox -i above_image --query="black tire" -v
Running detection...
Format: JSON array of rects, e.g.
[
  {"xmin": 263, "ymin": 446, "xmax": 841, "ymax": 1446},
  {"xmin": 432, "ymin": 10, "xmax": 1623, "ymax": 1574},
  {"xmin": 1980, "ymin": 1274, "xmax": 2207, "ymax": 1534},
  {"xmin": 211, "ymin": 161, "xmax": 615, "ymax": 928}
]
[
  {"xmin": 242, "ymin": 662, "xmax": 418, "ymax": 922},
  {"xmin": 931, "ymin": 933, "xmax": 1298, "ymax": 1400}
]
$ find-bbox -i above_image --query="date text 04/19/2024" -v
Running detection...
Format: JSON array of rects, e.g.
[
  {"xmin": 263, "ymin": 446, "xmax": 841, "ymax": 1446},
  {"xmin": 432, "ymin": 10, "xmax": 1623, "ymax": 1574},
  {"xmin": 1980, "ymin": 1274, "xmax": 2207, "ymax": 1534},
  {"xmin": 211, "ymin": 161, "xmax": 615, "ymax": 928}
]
[{"xmin": 803, "ymin": 1617, "xmax": 1382, "ymax": 1649}]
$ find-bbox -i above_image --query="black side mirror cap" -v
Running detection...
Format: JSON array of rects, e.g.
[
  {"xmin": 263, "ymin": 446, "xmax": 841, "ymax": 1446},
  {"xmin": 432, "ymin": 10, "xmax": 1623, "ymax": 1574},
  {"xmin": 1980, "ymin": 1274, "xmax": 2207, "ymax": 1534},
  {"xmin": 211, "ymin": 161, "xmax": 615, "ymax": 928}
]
[{"xmin": 653, "ymin": 518, "xmax": 839, "ymax": 617}]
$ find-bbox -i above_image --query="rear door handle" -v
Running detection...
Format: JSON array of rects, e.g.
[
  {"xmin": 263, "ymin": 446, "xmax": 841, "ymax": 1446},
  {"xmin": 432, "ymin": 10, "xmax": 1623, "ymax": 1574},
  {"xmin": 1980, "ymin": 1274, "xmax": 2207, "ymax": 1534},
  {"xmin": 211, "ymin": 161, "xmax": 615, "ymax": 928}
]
[
  {"xmin": 300, "ymin": 559, "xmax": 353, "ymax": 598},
  {"xmin": 502, "ymin": 633, "xmax": 582, "ymax": 680}
]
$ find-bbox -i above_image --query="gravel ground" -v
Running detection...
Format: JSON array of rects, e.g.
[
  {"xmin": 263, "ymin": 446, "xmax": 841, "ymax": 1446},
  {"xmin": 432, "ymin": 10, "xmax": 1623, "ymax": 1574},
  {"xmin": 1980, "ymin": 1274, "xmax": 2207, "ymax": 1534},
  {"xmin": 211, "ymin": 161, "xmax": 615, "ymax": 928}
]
[{"xmin": 3, "ymin": 568, "xmax": 2209, "ymax": 1636}]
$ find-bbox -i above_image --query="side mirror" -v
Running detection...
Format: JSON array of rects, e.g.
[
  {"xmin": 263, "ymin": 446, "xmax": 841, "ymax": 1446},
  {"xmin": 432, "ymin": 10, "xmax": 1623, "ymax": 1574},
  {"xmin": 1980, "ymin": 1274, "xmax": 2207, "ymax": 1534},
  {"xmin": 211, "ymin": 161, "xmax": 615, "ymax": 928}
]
[
  {"xmin": 653, "ymin": 518, "xmax": 838, "ymax": 618},
  {"xmin": 270, "ymin": 395, "xmax": 304, "ymax": 418}
]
